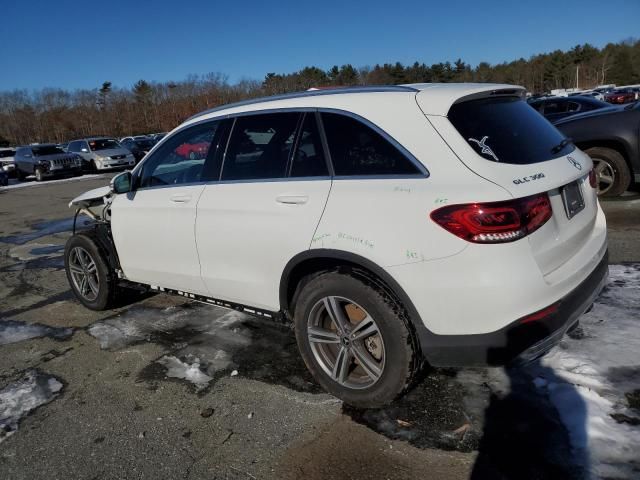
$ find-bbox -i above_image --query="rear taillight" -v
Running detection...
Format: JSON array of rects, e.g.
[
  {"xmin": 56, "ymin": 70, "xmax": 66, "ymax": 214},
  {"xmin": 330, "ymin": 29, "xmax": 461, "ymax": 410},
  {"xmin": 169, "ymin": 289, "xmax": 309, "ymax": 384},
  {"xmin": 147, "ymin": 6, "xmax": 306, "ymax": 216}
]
[
  {"xmin": 430, "ymin": 193, "xmax": 552, "ymax": 243},
  {"xmin": 589, "ymin": 169, "xmax": 597, "ymax": 188}
]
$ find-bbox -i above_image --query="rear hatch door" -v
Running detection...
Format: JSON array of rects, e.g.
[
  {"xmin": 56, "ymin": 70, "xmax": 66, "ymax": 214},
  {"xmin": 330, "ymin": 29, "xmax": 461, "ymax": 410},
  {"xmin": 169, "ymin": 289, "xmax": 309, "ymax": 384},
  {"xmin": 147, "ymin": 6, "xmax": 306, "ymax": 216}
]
[{"xmin": 422, "ymin": 91, "xmax": 599, "ymax": 277}]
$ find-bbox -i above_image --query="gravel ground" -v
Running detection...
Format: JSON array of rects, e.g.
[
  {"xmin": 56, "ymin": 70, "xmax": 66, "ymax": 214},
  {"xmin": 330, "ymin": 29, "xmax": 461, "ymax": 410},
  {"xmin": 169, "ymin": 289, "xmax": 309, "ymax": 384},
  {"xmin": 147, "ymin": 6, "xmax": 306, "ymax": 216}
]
[{"xmin": 0, "ymin": 176, "xmax": 638, "ymax": 480}]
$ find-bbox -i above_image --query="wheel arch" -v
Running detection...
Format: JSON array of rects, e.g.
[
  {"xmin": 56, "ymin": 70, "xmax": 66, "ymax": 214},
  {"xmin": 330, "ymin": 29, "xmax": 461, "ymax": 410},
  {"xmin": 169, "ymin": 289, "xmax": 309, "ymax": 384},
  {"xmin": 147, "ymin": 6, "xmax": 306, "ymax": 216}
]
[
  {"xmin": 280, "ymin": 249, "xmax": 428, "ymax": 352},
  {"xmin": 577, "ymin": 138, "xmax": 634, "ymax": 173}
]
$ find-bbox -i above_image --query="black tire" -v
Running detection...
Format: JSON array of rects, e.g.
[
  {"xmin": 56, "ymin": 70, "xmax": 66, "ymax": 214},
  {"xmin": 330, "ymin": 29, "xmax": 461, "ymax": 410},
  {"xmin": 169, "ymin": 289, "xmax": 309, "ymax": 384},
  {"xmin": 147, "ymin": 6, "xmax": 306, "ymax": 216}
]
[
  {"xmin": 64, "ymin": 233, "xmax": 118, "ymax": 310},
  {"xmin": 34, "ymin": 167, "xmax": 44, "ymax": 182},
  {"xmin": 16, "ymin": 168, "xmax": 26, "ymax": 181},
  {"xmin": 90, "ymin": 160, "xmax": 98, "ymax": 172},
  {"xmin": 585, "ymin": 147, "xmax": 631, "ymax": 197},
  {"xmin": 293, "ymin": 271, "xmax": 420, "ymax": 408}
]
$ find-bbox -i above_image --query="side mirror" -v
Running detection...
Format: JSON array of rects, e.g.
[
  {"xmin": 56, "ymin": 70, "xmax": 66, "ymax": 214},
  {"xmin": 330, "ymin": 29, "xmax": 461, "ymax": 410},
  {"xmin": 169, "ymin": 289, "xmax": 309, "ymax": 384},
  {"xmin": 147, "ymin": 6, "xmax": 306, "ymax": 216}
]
[{"xmin": 110, "ymin": 171, "xmax": 132, "ymax": 194}]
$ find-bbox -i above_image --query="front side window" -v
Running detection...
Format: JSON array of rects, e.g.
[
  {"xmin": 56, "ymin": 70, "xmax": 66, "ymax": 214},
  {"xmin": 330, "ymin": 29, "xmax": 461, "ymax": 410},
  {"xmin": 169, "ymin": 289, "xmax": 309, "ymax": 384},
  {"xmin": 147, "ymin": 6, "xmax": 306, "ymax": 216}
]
[
  {"xmin": 221, "ymin": 112, "xmax": 300, "ymax": 181},
  {"xmin": 138, "ymin": 122, "xmax": 218, "ymax": 188},
  {"xmin": 290, "ymin": 113, "xmax": 328, "ymax": 177},
  {"xmin": 321, "ymin": 112, "xmax": 420, "ymax": 176}
]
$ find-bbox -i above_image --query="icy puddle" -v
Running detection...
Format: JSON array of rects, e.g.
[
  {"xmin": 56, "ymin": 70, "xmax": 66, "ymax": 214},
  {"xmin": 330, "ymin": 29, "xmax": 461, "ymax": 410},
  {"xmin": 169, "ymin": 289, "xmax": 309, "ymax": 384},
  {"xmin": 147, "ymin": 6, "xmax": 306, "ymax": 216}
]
[
  {"xmin": 0, "ymin": 319, "xmax": 73, "ymax": 345},
  {"xmin": 0, "ymin": 370, "xmax": 63, "ymax": 442},
  {"xmin": 88, "ymin": 303, "xmax": 320, "ymax": 394}
]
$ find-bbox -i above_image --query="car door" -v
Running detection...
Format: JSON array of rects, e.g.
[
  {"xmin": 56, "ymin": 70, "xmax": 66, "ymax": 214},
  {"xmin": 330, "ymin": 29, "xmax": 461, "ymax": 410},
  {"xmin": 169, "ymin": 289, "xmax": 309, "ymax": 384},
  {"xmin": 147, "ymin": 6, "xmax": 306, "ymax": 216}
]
[
  {"xmin": 196, "ymin": 111, "xmax": 332, "ymax": 310},
  {"xmin": 110, "ymin": 120, "xmax": 222, "ymax": 294}
]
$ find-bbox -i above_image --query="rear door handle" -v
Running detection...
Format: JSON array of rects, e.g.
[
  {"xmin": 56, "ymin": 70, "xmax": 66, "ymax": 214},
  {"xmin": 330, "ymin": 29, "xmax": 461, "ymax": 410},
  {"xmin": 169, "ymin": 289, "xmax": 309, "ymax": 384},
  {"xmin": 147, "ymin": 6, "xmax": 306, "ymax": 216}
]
[
  {"xmin": 276, "ymin": 194, "xmax": 308, "ymax": 205},
  {"xmin": 170, "ymin": 194, "xmax": 191, "ymax": 203}
]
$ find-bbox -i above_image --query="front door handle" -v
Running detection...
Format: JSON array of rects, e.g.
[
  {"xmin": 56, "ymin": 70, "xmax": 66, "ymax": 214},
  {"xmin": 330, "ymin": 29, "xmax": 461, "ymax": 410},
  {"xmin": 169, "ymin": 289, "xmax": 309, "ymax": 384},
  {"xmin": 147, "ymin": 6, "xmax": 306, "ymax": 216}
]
[
  {"xmin": 170, "ymin": 194, "xmax": 191, "ymax": 203},
  {"xmin": 276, "ymin": 194, "xmax": 308, "ymax": 205}
]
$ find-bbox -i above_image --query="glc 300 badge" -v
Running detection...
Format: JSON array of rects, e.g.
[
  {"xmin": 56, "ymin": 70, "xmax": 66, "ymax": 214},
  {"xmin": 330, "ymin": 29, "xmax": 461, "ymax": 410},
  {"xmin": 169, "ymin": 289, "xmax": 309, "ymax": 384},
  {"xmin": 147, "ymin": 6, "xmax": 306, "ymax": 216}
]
[{"xmin": 567, "ymin": 156, "xmax": 582, "ymax": 170}]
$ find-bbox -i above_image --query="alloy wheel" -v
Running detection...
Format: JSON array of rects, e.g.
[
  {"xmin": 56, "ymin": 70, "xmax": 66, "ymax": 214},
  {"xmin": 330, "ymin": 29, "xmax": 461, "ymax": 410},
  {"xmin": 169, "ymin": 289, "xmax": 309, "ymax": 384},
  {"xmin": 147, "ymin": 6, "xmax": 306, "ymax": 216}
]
[
  {"xmin": 592, "ymin": 158, "xmax": 616, "ymax": 196},
  {"xmin": 68, "ymin": 246, "xmax": 100, "ymax": 301},
  {"xmin": 307, "ymin": 296, "xmax": 385, "ymax": 389}
]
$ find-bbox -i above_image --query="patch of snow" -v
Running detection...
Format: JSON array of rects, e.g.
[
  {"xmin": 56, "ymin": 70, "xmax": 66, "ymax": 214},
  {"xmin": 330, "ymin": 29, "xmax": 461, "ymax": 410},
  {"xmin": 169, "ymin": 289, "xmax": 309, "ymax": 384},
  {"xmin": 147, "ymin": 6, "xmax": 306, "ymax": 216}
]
[
  {"xmin": 88, "ymin": 304, "xmax": 251, "ymax": 386},
  {"xmin": 156, "ymin": 356, "xmax": 212, "ymax": 391},
  {"xmin": 0, "ymin": 320, "xmax": 73, "ymax": 346},
  {"xmin": 0, "ymin": 174, "xmax": 108, "ymax": 191},
  {"xmin": 8, "ymin": 243, "xmax": 62, "ymax": 261},
  {"xmin": 529, "ymin": 264, "xmax": 640, "ymax": 479},
  {"xmin": 0, "ymin": 370, "xmax": 63, "ymax": 442}
]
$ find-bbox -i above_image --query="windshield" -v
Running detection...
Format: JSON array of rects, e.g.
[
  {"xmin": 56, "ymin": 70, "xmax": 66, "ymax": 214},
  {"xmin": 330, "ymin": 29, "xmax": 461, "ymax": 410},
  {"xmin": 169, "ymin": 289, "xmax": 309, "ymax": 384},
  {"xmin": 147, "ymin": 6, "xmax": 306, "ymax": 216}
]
[
  {"xmin": 89, "ymin": 139, "xmax": 121, "ymax": 151},
  {"xmin": 448, "ymin": 96, "xmax": 574, "ymax": 165},
  {"xmin": 134, "ymin": 139, "xmax": 154, "ymax": 150},
  {"xmin": 0, "ymin": 150, "xmax": 15, "ymax": 158},
  {"xmin": 32, "ymin": 145, "xmax": 65, "ymax": 156}
]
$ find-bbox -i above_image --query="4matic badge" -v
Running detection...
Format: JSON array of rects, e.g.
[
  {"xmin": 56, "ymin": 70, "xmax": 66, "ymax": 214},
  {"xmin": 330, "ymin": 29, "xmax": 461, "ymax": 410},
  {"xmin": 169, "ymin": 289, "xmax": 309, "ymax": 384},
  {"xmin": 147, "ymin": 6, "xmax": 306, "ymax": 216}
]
[{"xmin": 513, "ymin": 172, "xmax": 545, "ymax": 185}]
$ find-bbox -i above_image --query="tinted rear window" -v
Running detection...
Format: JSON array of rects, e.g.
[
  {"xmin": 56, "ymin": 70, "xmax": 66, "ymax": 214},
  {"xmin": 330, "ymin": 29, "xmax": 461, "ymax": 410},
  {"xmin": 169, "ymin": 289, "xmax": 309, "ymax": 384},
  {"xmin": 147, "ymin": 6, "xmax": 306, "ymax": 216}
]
[{"xmin": 448, "ymin": 97, "xmax": 574, "ymax": 164}]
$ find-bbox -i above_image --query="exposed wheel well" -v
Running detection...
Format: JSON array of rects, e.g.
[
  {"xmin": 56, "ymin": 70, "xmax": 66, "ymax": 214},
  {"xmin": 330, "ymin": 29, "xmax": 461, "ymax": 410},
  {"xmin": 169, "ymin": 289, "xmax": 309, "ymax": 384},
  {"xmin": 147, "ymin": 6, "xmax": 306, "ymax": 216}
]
[{"xmin": 577, "ymin": 140, "xmax": 632, "ymax": 170}]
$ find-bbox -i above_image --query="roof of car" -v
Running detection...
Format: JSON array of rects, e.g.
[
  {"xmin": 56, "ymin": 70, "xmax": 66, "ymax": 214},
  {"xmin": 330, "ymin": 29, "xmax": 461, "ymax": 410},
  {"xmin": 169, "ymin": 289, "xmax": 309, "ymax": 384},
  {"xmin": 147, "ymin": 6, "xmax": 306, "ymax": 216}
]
[{"xmin": 184, "ymin": 82, "xmax": 524, "ymax": 125}]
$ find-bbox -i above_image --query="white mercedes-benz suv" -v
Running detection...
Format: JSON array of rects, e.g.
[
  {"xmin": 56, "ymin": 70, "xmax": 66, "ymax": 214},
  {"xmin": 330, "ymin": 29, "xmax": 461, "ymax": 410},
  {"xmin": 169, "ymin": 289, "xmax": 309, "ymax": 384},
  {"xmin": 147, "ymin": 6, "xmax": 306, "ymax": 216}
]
[{"xmin": 65, "ymin": 83, "xmax": 608, "ymax": 407}]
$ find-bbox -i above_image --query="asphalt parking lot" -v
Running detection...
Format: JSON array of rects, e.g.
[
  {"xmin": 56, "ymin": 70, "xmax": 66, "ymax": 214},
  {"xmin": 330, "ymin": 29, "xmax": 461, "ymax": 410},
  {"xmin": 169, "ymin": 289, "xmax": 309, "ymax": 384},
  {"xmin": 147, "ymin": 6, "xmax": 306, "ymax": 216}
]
[{"xmin": 1, "ymin": 176, "xmax": 639, "ymax": 480}]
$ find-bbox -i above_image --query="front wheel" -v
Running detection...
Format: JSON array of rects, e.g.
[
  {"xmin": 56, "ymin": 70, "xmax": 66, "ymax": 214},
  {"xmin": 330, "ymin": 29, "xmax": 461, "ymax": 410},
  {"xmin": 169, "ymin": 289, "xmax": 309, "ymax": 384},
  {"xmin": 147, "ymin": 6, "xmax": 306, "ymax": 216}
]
[
  {"xmin": 64, "ymin": 233, "xmax": 118, "ymax": 310},
  {"xmin": 35, "ymin": 167, "xmax": 44, "ymax": 182},
  {"xmin": 293, "ymin": 271, "xmax": 420, "ymax": 407}
]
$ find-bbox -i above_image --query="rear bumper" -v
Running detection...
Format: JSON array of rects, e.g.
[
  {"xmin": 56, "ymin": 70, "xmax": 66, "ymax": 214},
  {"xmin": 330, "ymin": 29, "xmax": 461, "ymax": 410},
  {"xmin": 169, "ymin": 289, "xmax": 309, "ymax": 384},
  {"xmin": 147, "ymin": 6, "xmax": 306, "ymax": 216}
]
[{"xmin": 420, "ymin": 250, "xmax": 609, "ymax": 366}]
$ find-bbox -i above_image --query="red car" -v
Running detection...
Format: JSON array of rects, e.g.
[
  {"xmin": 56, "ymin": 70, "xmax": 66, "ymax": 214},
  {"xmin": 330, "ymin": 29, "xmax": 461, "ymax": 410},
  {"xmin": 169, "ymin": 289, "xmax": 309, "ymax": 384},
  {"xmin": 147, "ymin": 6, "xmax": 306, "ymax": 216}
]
[
  {"xmin": 175, "ymin": 141, "xmax": 210, "ymax": 159},
  {"xmin": 604, "ymin": 89, "xmax": 637, "ymax": 104}
]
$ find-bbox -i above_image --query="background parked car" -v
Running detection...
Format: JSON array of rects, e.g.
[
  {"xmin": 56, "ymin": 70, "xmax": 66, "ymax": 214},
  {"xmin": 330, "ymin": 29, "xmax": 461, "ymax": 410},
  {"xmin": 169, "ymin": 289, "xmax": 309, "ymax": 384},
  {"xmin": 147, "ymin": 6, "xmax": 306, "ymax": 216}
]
[
  {"xmin": 604, "ymin": 88, "xmax": 637, "ymax": 104},
  {"xmin": 0, "ymin": 147, "xmax": 16, "ymax": 177},
  {"xmin": 14, "ymin": 144, "xmax": 83, "ymax": 181},
  {"xmin": 554, "ymin": 102, "xmax": 640, "ymax": 196},
  {"xmin": 67, "ymin": 137, "xmax": 135, "ymax": 171},
  {"xmin": 529, "ymin": 96, "xmax": 609, "ymax": 122},
  {"xmin": 120, "ymin": 136, "xmax": 155, "ymax": 162}
]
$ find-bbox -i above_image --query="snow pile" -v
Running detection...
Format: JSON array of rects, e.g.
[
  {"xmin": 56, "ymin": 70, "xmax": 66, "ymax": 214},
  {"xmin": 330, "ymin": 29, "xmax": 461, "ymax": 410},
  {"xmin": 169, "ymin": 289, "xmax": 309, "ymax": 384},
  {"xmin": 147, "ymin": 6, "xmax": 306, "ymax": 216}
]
[
  {"xmin": 0, "ymin": 320, "xmax": 73, "ymax": 345},
  {"xmin": 0, "ymin": 370, "xmax": 63, "ymax": 442},
  {"xmin": 530, "ymin": 264, "xmax": 640, "ymax": 479}
]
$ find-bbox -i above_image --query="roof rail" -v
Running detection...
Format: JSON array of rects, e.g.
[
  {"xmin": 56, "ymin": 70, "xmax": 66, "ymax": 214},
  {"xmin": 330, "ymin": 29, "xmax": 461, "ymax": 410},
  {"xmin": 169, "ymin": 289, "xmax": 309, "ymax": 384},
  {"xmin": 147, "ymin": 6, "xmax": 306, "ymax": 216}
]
[{"xmin": 186, "ymin": 85, "xmax": 418, "ymax": 122}]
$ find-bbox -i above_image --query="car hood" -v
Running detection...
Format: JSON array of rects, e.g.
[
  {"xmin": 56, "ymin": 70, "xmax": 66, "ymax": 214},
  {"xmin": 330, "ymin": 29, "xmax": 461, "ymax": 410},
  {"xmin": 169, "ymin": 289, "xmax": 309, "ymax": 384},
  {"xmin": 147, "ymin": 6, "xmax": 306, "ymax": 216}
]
[
  {"xmin": 93, "ymin": 148, "xmax": 131, "ymax": 157},
  {"xmin": 69, "ymin": 185, "xmax": 111, "ymax": 208},
  {"xmin": 552, "ymin": 105, "xmax": 626, "ymax": 125}
]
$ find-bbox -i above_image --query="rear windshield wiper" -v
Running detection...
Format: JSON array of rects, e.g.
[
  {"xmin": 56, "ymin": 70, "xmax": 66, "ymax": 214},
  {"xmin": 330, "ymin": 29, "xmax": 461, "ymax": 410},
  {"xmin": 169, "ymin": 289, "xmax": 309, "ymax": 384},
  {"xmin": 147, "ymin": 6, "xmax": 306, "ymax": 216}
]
[{"xmin": 550, "ymin": 137, "xmax": 573, "ymax": 154}]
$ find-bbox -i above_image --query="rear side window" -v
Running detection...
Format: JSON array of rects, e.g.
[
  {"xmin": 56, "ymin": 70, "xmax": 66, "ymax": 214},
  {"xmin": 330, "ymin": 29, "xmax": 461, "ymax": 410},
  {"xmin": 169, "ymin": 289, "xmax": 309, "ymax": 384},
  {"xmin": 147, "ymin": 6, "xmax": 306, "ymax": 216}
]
[
  {"xmin": 448, "ymin": 97, "xmax": 574, "ymax": 164},
  {"xmin": 321, "ymin": 113, "xmax": 421, "ymax": 176},
  {"xmin": 222, "ymin": 112, "xmax": 300, "ymax": 181}
]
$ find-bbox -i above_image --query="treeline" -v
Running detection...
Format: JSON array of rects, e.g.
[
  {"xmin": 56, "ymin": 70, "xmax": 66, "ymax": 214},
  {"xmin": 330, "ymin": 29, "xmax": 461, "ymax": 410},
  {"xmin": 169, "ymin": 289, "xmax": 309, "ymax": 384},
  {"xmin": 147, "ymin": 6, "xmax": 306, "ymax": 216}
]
[{"xmin": 1, "ymin": 39, "xmax": 639, "ymax": 146}]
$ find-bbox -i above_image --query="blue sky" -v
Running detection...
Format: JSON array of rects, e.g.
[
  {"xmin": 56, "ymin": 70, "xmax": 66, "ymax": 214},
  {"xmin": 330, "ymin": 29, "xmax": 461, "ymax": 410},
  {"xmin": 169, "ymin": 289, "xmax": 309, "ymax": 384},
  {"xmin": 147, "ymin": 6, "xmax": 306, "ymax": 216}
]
[{"xmin": 2, "ymin": 0, "xmax": 639, "ymax": 92}]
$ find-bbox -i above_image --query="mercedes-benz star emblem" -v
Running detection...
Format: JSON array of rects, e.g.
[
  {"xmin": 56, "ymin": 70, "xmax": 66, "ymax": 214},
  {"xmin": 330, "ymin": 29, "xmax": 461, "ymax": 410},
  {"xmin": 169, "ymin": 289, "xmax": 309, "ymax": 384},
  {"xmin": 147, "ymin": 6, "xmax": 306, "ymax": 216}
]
[{"xmin": 567, "ymin": 156, "xmax": 582, "ymax": 170}]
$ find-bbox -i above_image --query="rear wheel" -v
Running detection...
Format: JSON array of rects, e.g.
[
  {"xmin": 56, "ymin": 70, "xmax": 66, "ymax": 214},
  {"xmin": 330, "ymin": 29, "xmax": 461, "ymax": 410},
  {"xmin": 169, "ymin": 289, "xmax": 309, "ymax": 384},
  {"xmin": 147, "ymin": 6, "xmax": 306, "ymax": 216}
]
[
  {"xmin": 586, "ymin": 147, "xmax": 631, "ymax": 197},
  {"xmin": 64, "ymin": 233, "xmax": 118, "ymax": 310},
  {"xmin": 293, "ymin": 271, "xmax": 420, "ymax": 407},
  {"xmin": 16, "ymin": 168, "xmax": 26, "ymax": 181}
]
